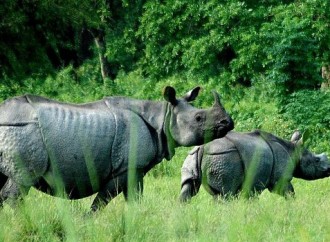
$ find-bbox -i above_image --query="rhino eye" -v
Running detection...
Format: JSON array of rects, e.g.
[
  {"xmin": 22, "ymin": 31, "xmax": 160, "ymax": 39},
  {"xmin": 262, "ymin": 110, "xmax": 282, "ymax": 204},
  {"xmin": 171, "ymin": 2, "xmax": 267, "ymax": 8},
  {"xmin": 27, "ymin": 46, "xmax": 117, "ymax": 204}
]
[
  {"xmin": 315, "ymin": 157, "xmax": 320, "ymax": 163},
  {"xmin": 195, "ymin": 115, "xmax": 202, "ymax": 122}
]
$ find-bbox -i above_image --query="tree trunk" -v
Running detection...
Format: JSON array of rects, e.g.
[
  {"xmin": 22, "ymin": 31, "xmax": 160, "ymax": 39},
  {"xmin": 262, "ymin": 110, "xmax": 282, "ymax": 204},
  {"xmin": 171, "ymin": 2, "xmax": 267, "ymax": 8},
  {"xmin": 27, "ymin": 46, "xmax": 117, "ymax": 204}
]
[
  {"xmin": 321, "ymin": 65, "xmax": 330, "ymax": 90},
  {"xmin": 90, "ymin": 29, "xmax": 114, "ymax": 84}
]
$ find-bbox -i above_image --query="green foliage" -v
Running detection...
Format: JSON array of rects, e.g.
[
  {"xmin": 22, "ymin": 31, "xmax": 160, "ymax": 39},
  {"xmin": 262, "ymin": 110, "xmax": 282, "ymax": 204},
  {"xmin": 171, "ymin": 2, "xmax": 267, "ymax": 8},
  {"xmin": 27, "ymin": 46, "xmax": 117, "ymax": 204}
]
[
  {"xmin": 260, "ymin": 2, "xmax": 329, "ymax": 91},
  {"xmin": 1, "ymin": 0, "xmax": 329, "ymax": 92},
  {"xmin": 104, "ymin": 0, "xmax": 146, "ymax": 75},
  {"xmin": 137, "ymin": 0, "xmax": 329, "ymax": 90},
  {"xmin": 137, "ymin": 1, "xmax": 249, "ymax": 80},
  {"xmin": 284, "ymin": 89, "xmax": 330, "ymax": 153},
  {"xmin": 0, "ymin": 63, "xmax": 104, "ymax": 103},
  {"xmin": 0, "ymin": 0, "xmax": 107, "ymax": 80}
]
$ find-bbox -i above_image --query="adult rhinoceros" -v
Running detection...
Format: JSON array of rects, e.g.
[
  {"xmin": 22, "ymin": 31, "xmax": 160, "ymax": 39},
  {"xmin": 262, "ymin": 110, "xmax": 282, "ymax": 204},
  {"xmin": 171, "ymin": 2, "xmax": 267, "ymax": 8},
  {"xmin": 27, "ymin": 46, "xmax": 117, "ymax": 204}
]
[
  {"xmin": 0, "ymin": 86, "xmax": 233, "ymax": 210},
  {"xmin": 180, "ymin": 130, "xmax": 330, "ymax": 202}
]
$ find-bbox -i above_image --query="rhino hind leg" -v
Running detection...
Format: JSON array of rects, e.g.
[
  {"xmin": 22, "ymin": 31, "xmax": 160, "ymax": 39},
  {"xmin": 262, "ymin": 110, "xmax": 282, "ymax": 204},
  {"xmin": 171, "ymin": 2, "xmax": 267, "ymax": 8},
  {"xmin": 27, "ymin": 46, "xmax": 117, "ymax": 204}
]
[
  {"xmin": 0, "ymin": 178, "xmax": 31, "ymax": 206},
  {"xmin": 180, "ymin": 179, "xmax": 201, "ymax": 202},
  {"xmin": 270, "ymin": 181, "xmax": 295, "ymax": 198},
  {"xmin": 0, "ymin": 172, "xmax": 8, "ymax": 191}
]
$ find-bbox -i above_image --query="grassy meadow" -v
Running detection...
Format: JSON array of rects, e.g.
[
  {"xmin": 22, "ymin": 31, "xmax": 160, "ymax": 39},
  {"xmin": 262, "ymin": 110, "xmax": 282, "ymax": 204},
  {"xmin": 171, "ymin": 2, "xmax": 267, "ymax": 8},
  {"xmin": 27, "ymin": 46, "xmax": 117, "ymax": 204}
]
[{"xmin": 0, "ymin": 146, "xmax": 330, "ymax": 242}]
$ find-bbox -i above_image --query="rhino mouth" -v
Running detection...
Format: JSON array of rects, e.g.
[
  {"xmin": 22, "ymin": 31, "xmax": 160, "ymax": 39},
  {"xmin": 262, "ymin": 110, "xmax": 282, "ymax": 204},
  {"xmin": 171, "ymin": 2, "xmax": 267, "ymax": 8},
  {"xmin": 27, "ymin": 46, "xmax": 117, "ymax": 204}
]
[
  {"xmin": 325, "ymin": 167, "xmax": 330, "ymax": 176},
  {"xmin": 202, "ymin": 118, "xmax": 234, "ymax": 143},
  {"xmin": 215, "ymin": 117, "xmax": 234, "ymax": 137},
  {"xmin": 314, "ymin": 167, "xmax": 330, "ymax": 179}
]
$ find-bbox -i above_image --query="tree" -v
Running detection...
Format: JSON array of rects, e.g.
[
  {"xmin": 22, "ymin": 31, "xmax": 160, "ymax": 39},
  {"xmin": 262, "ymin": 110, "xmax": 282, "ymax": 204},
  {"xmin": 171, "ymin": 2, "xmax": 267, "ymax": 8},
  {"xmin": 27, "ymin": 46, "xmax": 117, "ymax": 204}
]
[
  {"xmin": 1, "ymin": 0, "xmax": 329, "ymax": 92},
  {"xmin": 321, "ymin": 65, "xmax": 330, "ymax": 89},
  {"xmin": 136, "ymin": 0, "xmax": 329, "ymax": 91},
  {"xmin": 0, "ymin": 1, "xmax": 109, "ymax": 83}
]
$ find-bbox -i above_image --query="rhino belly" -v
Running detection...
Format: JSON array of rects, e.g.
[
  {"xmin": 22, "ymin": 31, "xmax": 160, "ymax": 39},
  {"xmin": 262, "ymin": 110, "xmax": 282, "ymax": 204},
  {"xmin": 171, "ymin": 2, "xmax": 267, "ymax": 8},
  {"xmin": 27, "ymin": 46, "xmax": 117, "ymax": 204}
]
[
  {"xmin": 36, "ymin": 105, "xmax": 116, "ymax": 198},
  {"xmin": 0, "ymin": 123, "xmax": 48, "ymax": 186}
]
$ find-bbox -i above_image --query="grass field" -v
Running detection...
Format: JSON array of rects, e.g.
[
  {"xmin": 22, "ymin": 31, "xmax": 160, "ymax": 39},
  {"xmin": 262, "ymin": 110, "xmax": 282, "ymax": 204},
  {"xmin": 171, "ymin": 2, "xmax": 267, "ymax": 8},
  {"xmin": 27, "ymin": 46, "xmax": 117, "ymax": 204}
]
[{"xmin": 0, "ymin": 147, "xmax": 330, "ymax": 242}]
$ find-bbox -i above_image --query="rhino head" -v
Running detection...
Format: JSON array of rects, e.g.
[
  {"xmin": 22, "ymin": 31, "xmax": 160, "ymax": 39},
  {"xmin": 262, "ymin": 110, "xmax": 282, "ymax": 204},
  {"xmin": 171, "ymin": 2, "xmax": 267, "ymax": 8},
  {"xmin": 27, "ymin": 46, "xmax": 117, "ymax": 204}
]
[
  {"xmin": 291, "ymin": 130, "xmax": 330, "ymax": 180},
  {"xmin": 163, "ymin": 86, "xmax": 234, "ymax": 157}
]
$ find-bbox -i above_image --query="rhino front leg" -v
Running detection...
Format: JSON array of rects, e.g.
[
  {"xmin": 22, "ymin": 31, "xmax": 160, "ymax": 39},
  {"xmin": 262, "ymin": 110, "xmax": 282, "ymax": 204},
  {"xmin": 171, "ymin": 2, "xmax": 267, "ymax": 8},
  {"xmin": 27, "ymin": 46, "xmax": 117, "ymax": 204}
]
[
  {"xmin": 122, "ymin": 169, "xmax": 144, "ymax": 202},
  {"xmin": 90, "ymin": 169, "xmax": 145, "ymax": 211},
  {"xmin": 271, "ymin": 180, "xmax": 295, "ymax": 198},
  {"xmin": 282, "ymin": 182, "xmax": 295, "ymax": 198},
  {"xmin": 0, "ymin": 178, "xmax": 30, "ymax": 206},
  {"xmin": 90, "ymin": 172, "xmax": 128, "ymax": 211}
]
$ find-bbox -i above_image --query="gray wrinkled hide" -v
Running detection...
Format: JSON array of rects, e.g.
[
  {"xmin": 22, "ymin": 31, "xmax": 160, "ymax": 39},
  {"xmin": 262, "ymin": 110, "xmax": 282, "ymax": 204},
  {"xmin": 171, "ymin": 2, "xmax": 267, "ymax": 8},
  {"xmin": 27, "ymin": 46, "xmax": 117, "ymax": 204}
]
[
  {"xmin": 0, "ymin": 87, "xmax": 234, "ymax": 210},
  {"xmin": 180, "ymin": 130, "xmax": 330, "ymax": 201}
]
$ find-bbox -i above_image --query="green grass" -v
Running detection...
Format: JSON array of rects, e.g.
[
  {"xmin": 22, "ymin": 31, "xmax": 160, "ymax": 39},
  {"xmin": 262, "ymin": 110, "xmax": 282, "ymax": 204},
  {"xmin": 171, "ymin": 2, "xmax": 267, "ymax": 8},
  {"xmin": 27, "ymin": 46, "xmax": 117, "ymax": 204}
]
[{"xmin": 1, "ymin": 149, "xmax": 330, "ymax": 242}]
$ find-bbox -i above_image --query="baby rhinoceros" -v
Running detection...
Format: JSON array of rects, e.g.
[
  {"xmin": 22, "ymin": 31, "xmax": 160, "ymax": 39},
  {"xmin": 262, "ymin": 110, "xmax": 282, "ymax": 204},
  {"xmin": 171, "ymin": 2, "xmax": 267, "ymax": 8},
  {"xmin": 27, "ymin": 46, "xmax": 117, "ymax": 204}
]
[
  {"xmin": 0, "ymin": 86, "xmax": 234, "ymax": 211},
  {"xmin": 180, "ymin": 130, "xmax": 330, "ymax": 202}
]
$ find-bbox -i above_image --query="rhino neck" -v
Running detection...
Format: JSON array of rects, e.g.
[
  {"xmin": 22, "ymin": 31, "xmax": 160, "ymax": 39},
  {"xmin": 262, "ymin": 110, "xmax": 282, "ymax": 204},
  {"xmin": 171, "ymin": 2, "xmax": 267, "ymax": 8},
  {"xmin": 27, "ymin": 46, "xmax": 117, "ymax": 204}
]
[
  {"xmin": 291, "ymin": 147, "xmax": 305, "ymax": 178},
  {"xmin": 259, "ymin": 131, "xmax": 299, "ymax": 181},
  {"xmin": 103, "ymin": 97, "xmax": 173, "ymax": 161},
  {"xmin": 163, "ymin": 103, "xmax": 178, "ymax": 160}
]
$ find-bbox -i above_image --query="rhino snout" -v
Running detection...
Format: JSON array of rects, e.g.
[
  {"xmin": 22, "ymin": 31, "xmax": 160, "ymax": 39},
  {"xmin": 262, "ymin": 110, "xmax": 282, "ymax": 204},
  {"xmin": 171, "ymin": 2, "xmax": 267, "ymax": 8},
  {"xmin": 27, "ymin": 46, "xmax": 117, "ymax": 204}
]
[
  {"xmin": 318, "ymin": 153, "xmax": 328, "ymax": 161},
  {"xmin": 316, "ymin": 153, "xmax": 330, "ymax": 176},
  {"xmin": 321, "ymin": 165, "xmax": 330, "ymax": 177},
  {"xmin": 216, "ymin": 117, "xmax": 234, "ymax": 134},
  {"xmin": 326, "ymin": 167, "xmax": 330, "ymax": 176}
]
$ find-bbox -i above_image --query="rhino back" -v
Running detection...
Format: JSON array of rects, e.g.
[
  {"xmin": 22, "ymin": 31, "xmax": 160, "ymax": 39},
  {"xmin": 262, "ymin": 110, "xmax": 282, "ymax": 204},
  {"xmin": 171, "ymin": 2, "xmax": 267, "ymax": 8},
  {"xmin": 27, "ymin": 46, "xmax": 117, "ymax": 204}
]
[{"xmin": 0, "ymin": 95, "xmax": 38, "ymax": 124}]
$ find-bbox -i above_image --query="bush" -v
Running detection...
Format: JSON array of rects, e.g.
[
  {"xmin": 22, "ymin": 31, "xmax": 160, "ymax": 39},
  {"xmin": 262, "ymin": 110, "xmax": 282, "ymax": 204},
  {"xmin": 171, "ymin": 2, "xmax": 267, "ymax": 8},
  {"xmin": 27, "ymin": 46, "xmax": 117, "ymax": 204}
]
[
  {"xmin": 283, "ymin": 89, "xmax": 330, "ymax": 153},
  {"xmin": 137, "ymin": 0, "xmax": 329, "ymax": 91}
]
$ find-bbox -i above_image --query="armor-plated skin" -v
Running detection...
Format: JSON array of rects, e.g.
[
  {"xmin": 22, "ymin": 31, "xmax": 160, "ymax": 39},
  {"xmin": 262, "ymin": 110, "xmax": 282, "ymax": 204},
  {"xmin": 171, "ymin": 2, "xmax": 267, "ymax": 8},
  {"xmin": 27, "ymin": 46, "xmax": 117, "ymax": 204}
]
[
  {"xmin": 0, "ymin": 86, "xmax": 234, "ymax": 210},
  {"xmin": 180, "ymin": 130, "xmax": 330, "ymax": 202}
]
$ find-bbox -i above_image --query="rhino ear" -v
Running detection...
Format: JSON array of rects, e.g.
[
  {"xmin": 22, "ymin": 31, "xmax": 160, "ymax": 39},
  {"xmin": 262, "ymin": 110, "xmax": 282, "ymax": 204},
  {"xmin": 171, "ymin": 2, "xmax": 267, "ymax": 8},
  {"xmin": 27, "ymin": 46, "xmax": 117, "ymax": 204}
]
[
  {"xmin": 291, "ymin": 130, "xmax": 302, "ymax": 143},
  {"xmin": 183, "ymin": 86, "xmax": 201, "ymax": 102},
  {"xmin": 301, "ymin": 129, "xmax": 310, "ymax": 144},
  {"xmin": 291, "ymin": 129, "xmax": 310, "ymax": 146},
  {"xmin": 163, "ymin": 86, "xmax": 178, "ymax": 105}
]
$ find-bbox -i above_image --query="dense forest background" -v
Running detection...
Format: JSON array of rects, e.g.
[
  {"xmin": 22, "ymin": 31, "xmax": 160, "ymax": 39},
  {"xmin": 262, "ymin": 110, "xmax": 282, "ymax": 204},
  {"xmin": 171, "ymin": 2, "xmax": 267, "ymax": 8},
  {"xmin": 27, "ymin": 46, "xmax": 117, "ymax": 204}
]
[{"xmin": 0, "ymin": 0, "xmax": 329, "ymax": 152}]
